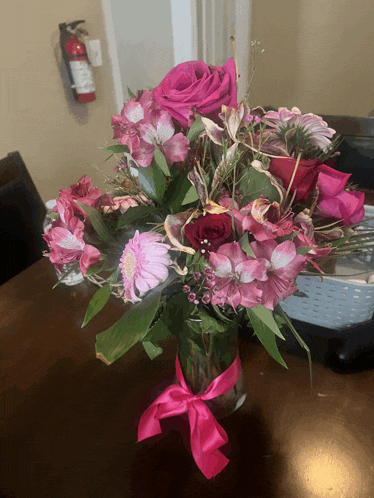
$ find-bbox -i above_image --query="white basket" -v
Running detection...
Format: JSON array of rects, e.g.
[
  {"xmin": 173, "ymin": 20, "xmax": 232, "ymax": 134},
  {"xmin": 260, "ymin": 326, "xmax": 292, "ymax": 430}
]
[
  {"xmin": 281, "ymin": 205, "xmax": 374, "ymax": 330},
  {"xmin": 281, "ymin": 274, "xmax": 374, "ymax": 329}
]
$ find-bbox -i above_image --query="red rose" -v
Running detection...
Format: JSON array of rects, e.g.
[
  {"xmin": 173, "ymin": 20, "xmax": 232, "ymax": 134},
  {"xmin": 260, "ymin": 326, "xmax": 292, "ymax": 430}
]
[
  {"xmin": 152, "ymin": 59, "xmax": 237, "ymax": 128},
  {"xmin": 269, "ymin": 157, "xmax": 322, "ymax": 202},
  {"xmin": 184, "ymin": 213, "xmax": 233, "ymax": 253}
]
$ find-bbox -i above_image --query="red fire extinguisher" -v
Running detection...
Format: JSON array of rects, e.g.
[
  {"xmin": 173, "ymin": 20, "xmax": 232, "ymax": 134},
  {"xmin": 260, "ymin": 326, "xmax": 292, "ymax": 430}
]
[{"xmin": 59, "ymin": 20, "xmax": 96, "ymax": 103}]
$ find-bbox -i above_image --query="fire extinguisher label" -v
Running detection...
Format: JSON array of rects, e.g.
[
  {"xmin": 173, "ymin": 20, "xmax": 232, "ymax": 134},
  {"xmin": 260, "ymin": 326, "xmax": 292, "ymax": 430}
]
[{"xmin": 69, "ymin": 60, "xmax": 95, "ymax": 94}]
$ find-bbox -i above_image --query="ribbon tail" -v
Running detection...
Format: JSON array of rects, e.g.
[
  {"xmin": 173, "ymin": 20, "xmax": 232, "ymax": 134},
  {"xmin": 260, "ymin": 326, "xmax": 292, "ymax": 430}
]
[
  {"xmin": 137, "ymin": 403, "xmax": 162, "ymax": 442},
  {"xmin": 188, "ymin": 404, "xmax": 230, "ymax": 479}
]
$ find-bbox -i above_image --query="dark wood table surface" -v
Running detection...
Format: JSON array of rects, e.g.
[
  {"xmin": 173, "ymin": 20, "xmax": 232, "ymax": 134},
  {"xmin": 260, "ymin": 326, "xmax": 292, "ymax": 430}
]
[{"xmin": 1, "ymin": 258, "xmax": 374, "ymax": 498}]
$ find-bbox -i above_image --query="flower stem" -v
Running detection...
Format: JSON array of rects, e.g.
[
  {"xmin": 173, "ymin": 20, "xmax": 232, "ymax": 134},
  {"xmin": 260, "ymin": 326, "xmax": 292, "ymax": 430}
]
[{"xmin": 285, "ymin": 152, "xmax": 302, "ymax": 201}]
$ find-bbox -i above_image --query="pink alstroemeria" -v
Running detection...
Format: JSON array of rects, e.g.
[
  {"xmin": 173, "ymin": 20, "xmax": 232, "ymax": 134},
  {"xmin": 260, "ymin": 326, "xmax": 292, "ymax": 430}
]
[
  {"xmin": 111, "ymin": 90, "xmax": 156, "ymax": 167},
  {"xmin": 250, "ymin": 240, "xmax": 307, "ymax": 310},
  {"xmin": 59, "ymin": 175, "xmax": 103, "ymax": 207},
  {"xmin": 139, "ymin": 111, "xmax": 190, "ymax": 166},
  {"xmin": 57, "ymin": 175, "xmax": 106, "ymax": 220},
  {"xmin": 44, "ymin": 216, "xmax": 100, "ymax": 276},
  {"xmin": 208, "ymin": 242, "xmax": 265, "ymax": 309}
]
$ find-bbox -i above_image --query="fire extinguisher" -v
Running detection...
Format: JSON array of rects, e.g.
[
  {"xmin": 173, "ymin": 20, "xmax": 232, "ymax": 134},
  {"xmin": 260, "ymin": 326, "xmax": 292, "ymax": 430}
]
[{"xmin": 59, "ymin": 20, "xmax": 96, "ymax": 103}]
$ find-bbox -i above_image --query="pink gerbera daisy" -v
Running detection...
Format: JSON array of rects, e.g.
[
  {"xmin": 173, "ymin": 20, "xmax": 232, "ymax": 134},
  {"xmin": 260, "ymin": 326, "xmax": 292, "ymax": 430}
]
[{"xmin": 120, "ymin": 231, "xmax": 172, "ymax": 303}]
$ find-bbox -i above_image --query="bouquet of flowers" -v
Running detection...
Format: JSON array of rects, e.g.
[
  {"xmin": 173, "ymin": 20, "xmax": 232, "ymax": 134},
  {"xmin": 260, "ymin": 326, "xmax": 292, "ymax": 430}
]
[{"xmin": 44, "ymin": 56, "xmax": 370, "ymax": 478}]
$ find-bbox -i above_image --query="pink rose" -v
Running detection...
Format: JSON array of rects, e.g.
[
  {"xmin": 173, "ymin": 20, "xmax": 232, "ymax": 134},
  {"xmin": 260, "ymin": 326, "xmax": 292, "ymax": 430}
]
[
  {"xmin": 152, "ymin": 59, "xmax": 237, "ymax": 128},
  {"xmin": 269, "ymin": 157, "xmax": 322, "ymax": 202},
  {"xmin": 316, "ymin": 165, "xmax": 365, "ymax": 226}
]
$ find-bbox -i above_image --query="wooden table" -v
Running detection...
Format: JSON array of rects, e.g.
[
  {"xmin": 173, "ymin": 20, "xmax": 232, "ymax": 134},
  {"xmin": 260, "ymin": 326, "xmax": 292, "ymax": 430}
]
[{"xmin": 1, "ymin": 259, "xmax": 374, "ymax": 498}]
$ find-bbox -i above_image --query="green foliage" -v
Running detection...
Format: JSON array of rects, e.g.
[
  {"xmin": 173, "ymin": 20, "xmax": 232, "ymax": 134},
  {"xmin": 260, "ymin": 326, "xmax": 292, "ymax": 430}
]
[
  {"xmin": 153, "ymin": 147, "xmax": 171, "ymax": 177},
  {"xmin": 187, "ymin": 116, "xmax": 205, "ymax": 141},
  {"xmin": 247, "ymin": 306, "xmax": 287, "ymax": 368},
  {"xmin": 95, "ymin": 288, "xmax": 162, "ymax": 364},
  {"xmin": 181, "ymin": 186, "xmax": 199, "ymax": 206},
  {"xmin": 75, "ymin": 201, "xmax": 116, "ymax": 244},
  {"xmin": 137, "ymin": 161, "xmax": 166, "ymax": 203},
  {"xmin": 239, "ymin": 166, "xmax": 280, "ymax": 205},
  {"xmin": 249, "ymin": 305, "xmax": 285, "ymax": 340},
  {"xmin": 116, "ymin": 205, "xmax": 158, "ymax": 229},
  {"xmin": 101, "ymin": 144, "xmax": 129, "ymax": 154},
  {"xmin": 142, "ymin": 341, "xmax": 163, "ymax": 360},
  {"xmin": 296, "ymin": 246, "xmax": 316, "ymax": 255},
  {"xmin": 198, "ymin": 308, "xmax": 228, "ymax": 334},
  {"xmin": 127, "ymin": 86, "xmax": 135, "ymax": 98},
  {"xmin": 163, "ymin": 173, "xmax": 195, "ymax": 213},
  {"xmin": 81, "ymin": 283, "xmax": 111, "ymax": 328},
  {"xmin": 238, "ymin": 232, "xmax": 256, "ymax": 258},
  {"xmin": 140, "ymin": 293, "xmax": 194, "ymax": 360}
]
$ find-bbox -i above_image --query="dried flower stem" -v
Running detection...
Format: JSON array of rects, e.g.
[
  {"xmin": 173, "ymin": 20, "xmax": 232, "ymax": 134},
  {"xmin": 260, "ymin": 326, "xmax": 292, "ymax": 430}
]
[{"xmin": 285, "ymin": 152, "xmax": 302, "ymax": 200}]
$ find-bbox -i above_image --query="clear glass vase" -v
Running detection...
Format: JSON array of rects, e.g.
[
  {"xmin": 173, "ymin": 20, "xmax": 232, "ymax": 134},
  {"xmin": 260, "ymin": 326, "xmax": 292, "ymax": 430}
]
[
  {"xmin": 177, "ymin": 319, "xmax": 247, "ymax": 420},
  {"xmin": 57, "ymin": 262, "xmax": 84, "ymax": 286}
]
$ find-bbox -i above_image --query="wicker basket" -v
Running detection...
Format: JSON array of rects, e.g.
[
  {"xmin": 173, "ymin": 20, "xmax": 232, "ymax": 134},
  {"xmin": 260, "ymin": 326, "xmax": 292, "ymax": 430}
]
[{"xmin": 281, "ymin": 205, "xmax": 374, "ymax": 330}]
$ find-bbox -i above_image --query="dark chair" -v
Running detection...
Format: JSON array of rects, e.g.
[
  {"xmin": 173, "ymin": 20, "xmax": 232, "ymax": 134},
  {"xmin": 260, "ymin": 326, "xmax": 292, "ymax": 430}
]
[
  {"xmin": 321, "ymin": 114, "xmax": 374, "ymax": 190},
  {"xmin": 0, "ymin": 152, "xmax": 46, "ymax": 285}
]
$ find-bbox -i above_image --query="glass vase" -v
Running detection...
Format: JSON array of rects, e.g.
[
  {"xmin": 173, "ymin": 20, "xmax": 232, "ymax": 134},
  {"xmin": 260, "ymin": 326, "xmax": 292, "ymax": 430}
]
[
  {"xmin": 57, "ymin": 262, "xmax": 84, "ymax": 286},
  {"xmin": 177, "ymin": 318, "xmax": 247, "ymax": 420}
]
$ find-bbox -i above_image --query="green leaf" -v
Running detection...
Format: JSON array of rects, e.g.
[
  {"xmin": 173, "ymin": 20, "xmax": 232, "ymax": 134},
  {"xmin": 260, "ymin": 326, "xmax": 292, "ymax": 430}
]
[
  {"xmin": 240, "ymin": 167, "xmax": 280, "ymax": 204},
  {"xmin": 47, "ymin": 212, "xmax": 59, "ymax": 220},
  {"xmin": 163, "ymin": 173, "xmax": 195, "ymax": 213},
  {"xmin": 116, "ymin": 205, "xmax": 158, "ymax": 229},
  {"xmin": 238, "ymin": 232, "xmax": 256, "ymax": 258},
  {"xmin": 153, "ymin": 148, "xmax": 170, "ymax": 177},
  {"xmin": 187, "ymin": 115, "xmax": 205, "ymax": 141},
  {"xmin": 137, "ymin": 162, "xmax": 166, "ymax": 203},
  {"xmin": 296, "ymin": 245, "xmax": 316, "ymax": 255},
  {"xmin": 249, "ymin": 305, "xmax": 285, "ymax": 340},
  {"xmin": 275, "ymin": 304, "xmax": 313, "ymax": 389},
  {"xmin": 181, "ymin": 185, "xmax": 199, "ymax": 206},
  {"xmin": 75, "ymin": 201, "xmax": 116, "ymax": 244},
  {"xmin": 247, "ymin": 307, "xmax": 287, "ymax": 368},
  {"xmin": 95, "ymin": 289, "xmax": 162, "ymax": 364},
  {"xmin": 85, "ymin": 266, "xmax": 103, "ymax": 276},
  {"xmin": 142, "ymin": 341, "xmax": 163, "ymax": 360},
  {"xmin": 127, "ymin": 86, "xmax": 135, "ymax": 98},
  {"xmin": 81, "ymin": 283, "xmax": 111, "ymax": 328},
  {"xmin": 198, "ymin": 308, "xmax": 228, "ymax": 334},
  {"xmin": 101, "ymin": 144, "xmax": 129, "ymax": 154},
  {"xmin": 330, "ymin": 234, "xmax": 354, "ymax": 248}
]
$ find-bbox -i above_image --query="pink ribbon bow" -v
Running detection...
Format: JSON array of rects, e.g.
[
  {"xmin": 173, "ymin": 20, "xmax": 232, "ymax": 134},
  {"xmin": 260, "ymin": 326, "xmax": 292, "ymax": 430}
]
[{"xmin": 137, "ymin": 353, "xmax": 241, "ymax": 479}]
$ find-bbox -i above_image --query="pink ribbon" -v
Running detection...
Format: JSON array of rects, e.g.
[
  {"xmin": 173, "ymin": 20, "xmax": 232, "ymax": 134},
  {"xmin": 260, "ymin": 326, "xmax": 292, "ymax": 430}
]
[{"xmin": 137, "ymin": 353, "xmax": 241, "ymax": 479}]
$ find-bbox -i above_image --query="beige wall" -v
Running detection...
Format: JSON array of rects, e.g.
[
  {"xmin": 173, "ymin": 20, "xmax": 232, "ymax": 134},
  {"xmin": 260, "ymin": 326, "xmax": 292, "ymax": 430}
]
[
  {"xmin": 0, "ymin": 0, "xmax": 116, "ymax": 202},
  {"xmin": 249, "ymin": 0, "xmax": 374, "ymax": 117}
]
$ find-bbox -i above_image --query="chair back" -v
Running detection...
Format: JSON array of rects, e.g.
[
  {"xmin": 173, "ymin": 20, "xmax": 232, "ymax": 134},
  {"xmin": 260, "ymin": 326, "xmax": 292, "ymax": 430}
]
[
  {"xmin": 321, "ymin": 115, "xmax": 374, "ymax": 190},
  {"xmin": 0, "ymin": 152, "xmax": 46, "ymax": 284}
]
